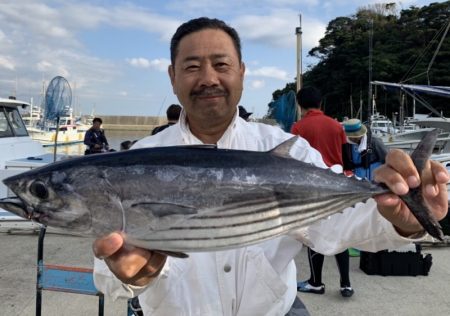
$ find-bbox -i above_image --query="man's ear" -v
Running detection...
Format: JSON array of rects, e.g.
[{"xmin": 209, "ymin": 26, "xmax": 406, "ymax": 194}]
[{"xmin": 168, "ymin": 65, "xmax": 176, "ymax": 94}]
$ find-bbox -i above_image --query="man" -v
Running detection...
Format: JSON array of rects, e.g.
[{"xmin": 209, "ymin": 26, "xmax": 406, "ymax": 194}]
[
  {"xmin": 342, "ymin": 118, "xmax": 388, "ymax": 180},
  {"xmin": 151, "ymin": 104, "xmax": 182, "ymax": 135},
  {"xmin": 291, "ymin": 87, "xmax": 354, "ymax": 298},
  {"xmin": 238, "ymin": 105, "xmax": 252, "ymax": 121},
  {"xmin": 83, "ymin": 117, "xmax": 109, "ymax": 155},
  {"xmin": 290, "ymin": 87, "xmax": 347, "ymax": 169},
  {"xmin": 93, "ymin": 18, "xmax": 448, "ymax": 316}
]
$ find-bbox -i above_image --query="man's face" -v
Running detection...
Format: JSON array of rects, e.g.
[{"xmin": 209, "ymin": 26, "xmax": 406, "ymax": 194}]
[
  {"xmin": 93, "ymin": 121, "xmax": 101, "ymax": 130},
  {"xmin": 348, "ymin": 136, "xmax": 362, "ymax": 144},
  {"xmin": 168, "ymin": 29, "xmax": 245, "ymax": 126}
]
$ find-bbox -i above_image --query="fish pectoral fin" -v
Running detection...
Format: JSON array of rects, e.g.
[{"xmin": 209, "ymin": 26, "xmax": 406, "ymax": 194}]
[
  {"xmin": 154, "ymin": 249, "xmax": 189, "ymax": 258},
  {"xmin": 131, "ymin": 202, "xmax": 198, "ymax": 217},
  {"xmin": 127, "ymin": 202, "xmax": 198, "ymax": 231}
]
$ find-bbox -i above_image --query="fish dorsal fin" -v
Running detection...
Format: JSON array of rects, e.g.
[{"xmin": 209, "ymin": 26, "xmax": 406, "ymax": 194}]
[{"xmin": 270, "ymin": 136, "xmax": 298, "ymax": 159}]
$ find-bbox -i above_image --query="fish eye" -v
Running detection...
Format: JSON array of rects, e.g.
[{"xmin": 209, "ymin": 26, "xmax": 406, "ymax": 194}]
[{"xmin": 29, "ymin": 181, "xmax": 49, "ymax": 200}]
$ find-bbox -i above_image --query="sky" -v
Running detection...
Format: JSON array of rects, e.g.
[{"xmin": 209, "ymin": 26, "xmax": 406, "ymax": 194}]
[{"xmin": 0, "ymin": 0, "xmax": 441, "ymax": 118}]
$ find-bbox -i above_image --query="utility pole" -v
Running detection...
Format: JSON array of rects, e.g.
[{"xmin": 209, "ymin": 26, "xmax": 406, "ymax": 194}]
[{"xmin": 295, "ymin": 14, "xmax": 302, "ymax": 120}]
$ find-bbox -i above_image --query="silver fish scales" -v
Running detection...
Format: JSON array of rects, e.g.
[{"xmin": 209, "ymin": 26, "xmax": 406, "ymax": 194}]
[{"xmin": 0, "ymin": 133, "xmax": 443, "ymax": 256}]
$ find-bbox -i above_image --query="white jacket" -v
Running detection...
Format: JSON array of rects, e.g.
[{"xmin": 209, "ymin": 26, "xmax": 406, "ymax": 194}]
[{"xmin": 94, "ymin": 110, "xmax": 418, "ymax": 316}]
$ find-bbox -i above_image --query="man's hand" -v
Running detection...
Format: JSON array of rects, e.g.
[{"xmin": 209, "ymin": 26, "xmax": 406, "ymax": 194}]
[
  {"xmin": 93, "ymin": 232, "xmax": 167, "ymax": 286},
  {"xmin": 373, "ymin": 149, "xmax": 449, "ymax": 236}
]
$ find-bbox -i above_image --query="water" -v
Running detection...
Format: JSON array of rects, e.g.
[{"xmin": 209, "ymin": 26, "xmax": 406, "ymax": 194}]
[{"xmin": 43, "ymin": 130, "xmax": 150, "ymax": 156}]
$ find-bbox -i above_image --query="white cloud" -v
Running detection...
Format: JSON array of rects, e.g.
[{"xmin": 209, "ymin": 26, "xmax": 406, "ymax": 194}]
[
  {"xmin": 127, "ymin": 58, "xmax": 151, "ymax": 68},
  {"xmin": 119, "ymin": 91, "xmax": 128, "ymax": 96},
  {"xmin": 36, "ymin": 60, "xmax": 52, "ymax": 72},
  {"xmin": 250, "ymin": 80, "xmax": 265, "ymax": 89},
  {"xmin": 63, "ymin": 3, "xmax": 180, "ymax": 41},
  {"xmin": 149, "ymin": 58, "xmax": 171, "ymax": 72},
  {"xmin": 126, "ymin": 58, "xmax": 170, "ymax": 72},
  {"xmin": 0, "ymin": 56, "xmax": 15, "ymax": 71},
  {"xmin": 233, "ymin": 10, "xmax": 326, "ymax": 50},
  {"xmin": 246, "ymin": 66, "xmax": 290, "ymax": 81}
]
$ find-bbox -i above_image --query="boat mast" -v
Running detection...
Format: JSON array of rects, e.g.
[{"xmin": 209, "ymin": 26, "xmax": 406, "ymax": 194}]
[
  {"xmin": 295, "ymin": 14, "xmax": 302, "ymax": 120},
  {"xmin": 427, "ymin": 20, "xmax": 450, "ymax": 85},
  {"xmin": 367, "ymin": 19, "xmax": 374, "ymax": 172}
]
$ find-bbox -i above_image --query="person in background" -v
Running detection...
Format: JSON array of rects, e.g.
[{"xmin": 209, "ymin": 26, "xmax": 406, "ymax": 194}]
[
  {"xmin": 291, "ymin": 86, "xmax": 354, "ymax": 298},
  {"xmin": 91, "ymin": 17, "xmax": 448, "ymax": 316},
  {"xmin": 238, "ymin": 105, "xmax": 252, "ymax": 121},
  {"xmin": 342, "ymin": 118, "xmax": 388, "ymax": 181},
  {"xmin": 84, "ymin": 117, "xmax": 109, "ymax": 155},
  {"xmin": 120, "ymin": 140, "xmax": 133, "ymax": 151},
  {"xmin": 151, "ymin": 104, "xmax": 182, "ymax": 135}
]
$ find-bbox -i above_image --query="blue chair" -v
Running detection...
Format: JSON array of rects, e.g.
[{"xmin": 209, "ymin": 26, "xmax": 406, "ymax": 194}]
[{"xmin": 36, "ymin": 227, "xmax": 105, "ymax": 316}]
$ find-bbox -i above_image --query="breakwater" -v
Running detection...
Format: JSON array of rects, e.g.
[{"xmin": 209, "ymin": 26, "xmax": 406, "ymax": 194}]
[{"xmin": 92, "ymin": 115, "xmax": 166, "ymax": 131}]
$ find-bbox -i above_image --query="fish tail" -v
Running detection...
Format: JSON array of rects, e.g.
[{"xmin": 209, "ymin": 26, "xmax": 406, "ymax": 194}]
[{"xmin": 400, "ymin": 129, "xmax": 444, "ymax": 240}]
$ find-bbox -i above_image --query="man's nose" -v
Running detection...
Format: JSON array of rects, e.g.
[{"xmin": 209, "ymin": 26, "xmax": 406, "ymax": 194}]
[{"xmin": 199, "ymin": 64, "xmax": 220, "ymax": 86}]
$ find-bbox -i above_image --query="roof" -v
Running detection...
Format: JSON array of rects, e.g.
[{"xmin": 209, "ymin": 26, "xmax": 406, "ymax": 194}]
[{"xmin": 0, "ymin": 98, "xmax": 31, "ymax": 108}]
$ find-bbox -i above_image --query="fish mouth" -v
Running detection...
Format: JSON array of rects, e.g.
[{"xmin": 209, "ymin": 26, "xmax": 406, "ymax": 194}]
[{"xmin": 0, "ymin": 197, "xmax": 31, "ymax": 219}]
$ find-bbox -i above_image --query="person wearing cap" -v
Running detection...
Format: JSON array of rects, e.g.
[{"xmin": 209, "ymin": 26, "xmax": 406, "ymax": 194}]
[
  {"xmin": 291, "ymin": 86, "xmax": 354, "ymax": 298},
  {"xmin": 238, "ymin": 105, "xmax": 252, "ymax": 121},
  {"xmin": 342, "ymin": 118, "xmax": 388, "ymax": 180}
]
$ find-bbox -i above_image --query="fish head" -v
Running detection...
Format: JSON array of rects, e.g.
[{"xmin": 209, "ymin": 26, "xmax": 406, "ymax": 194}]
[{"xmin": 1, "ymin": 170, "xmax": 93, "ymax": 233}]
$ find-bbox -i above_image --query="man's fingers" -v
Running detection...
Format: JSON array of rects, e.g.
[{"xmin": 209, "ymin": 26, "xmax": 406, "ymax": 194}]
[
  {"xmin": 92, "ymin": 232, "xmax": 124, "ymax": 259},
  {"xmin": 374, "ymin": 164, "xmax": 409, "ymax": 195},
  {"xmin": 373, "ymin": 193, "xmax": 400, "ymax": 207},
  {"xmin": 128, "ymin": 252, "xmax": 167, "ymax": 286},
  {"xmin": 106, "ymin": 245, "xmax": 152, "ymax": 281},
  {"xmin": 384, "ymin": 149, "xmax": 421, "ymax": 187}
]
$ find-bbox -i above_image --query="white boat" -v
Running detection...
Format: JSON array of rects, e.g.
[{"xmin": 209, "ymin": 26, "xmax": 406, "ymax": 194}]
[
  {"xmin": 0, "ymin": 97, "xmax": 67, "ymax": 231},
  {"xmin": 27, "ymin": 107, "xmax": 86, "ymax": 147},
  {"xmin": 369, "ymin": 113, "xmax": 399, "ymax": 136}
]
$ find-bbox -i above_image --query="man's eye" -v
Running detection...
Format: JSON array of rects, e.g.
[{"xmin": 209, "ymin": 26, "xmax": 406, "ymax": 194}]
[{"xmin": 186, "ymin": 65, "xmax": 199, "ymax": 70}]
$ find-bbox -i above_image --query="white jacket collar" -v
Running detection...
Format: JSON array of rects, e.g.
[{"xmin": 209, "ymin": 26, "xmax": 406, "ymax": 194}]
[{"xmin": 178, "ymin": 107, "xmax": 241, "ymax": 148}]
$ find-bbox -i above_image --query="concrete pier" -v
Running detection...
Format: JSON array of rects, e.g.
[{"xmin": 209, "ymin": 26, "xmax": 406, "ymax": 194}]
[
  {"xmin": 91, "ymin": 115, "xmax": 166, "ymax": 131},
  {"xmin": 1, "ymin": 229, "xmax": 450, "ymax": 315}
]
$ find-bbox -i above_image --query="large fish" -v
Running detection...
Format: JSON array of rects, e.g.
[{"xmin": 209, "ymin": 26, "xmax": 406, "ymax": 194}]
[{"xmin": 0, "ymin": 131, "xmax": 444, "ymax": 256}]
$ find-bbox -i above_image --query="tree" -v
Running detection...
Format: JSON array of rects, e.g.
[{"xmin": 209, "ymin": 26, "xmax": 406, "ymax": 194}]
[{"xmin": 267, "ymin": 1, "xmax": 450, "ymax": 120}]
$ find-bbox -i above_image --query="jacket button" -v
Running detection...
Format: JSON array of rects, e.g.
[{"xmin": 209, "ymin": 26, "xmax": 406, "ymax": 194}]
[{"xmin": 224, "ymin": 264, "xmax": 231, "ymax": 273}]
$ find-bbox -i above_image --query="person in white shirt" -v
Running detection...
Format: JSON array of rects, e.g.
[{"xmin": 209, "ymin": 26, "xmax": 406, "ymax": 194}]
[{"xmin": 92, "ymin": 17, "xmax": 449, "ymax": 316}]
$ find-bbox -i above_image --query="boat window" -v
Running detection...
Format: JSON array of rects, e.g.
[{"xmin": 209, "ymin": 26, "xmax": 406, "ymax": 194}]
[
  {"xmin": 4, "ymin": 107, "xmax": 29, "ymax": 136},
  {"xmin": 0, "ymin": 109, "xmax": 14, "ymax": 137}
]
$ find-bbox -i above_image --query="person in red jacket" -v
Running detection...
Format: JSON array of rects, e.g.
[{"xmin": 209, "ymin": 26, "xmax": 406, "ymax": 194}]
[{"xmin": 291, "ymin": 86, "xmax": 354, "ymax": 298}]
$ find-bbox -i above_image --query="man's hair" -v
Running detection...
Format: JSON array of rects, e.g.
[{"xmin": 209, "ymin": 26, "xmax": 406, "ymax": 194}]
[
  {"xmin": 296, "ymin": 87, "xmax": 322, "ymax": 110},
  {"xmin": 93, "ymin": 117, "xmax": 103, "ymax": 124},
  {"xmin": 166, "ymin": 104, "xmax": 182, "ymax": 121},
  {"xmin": 170, "ymin": 17, "xmax": 242, "ymax": 65}
]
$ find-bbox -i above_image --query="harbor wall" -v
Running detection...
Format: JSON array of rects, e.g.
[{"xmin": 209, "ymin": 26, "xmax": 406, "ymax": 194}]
[{"xmin": 90, "ymin": 115, "xmax": 166, "ymax": 131}]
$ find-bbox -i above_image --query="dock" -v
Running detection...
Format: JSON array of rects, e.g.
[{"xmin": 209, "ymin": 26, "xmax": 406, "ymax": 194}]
[
  {"xmin": 1, "ymin": 230, "xmax": 449, "ymax": 315},
  {"xmin": 93, "ymin": 115, "xmax": 166, "ymax": 131}
]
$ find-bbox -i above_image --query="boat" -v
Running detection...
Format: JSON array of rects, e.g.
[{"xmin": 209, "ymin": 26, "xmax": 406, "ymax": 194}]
[
  {"xmin": 369, "ymin": 112, "xmax": 398, "ymax": 136},
  {"xmin": 27, "ymin": 106, "xmax": 86, "ymax": 147},
  {"xmin": 0, "ymin": 97, "xmax": 68, "ymax": 231}
]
